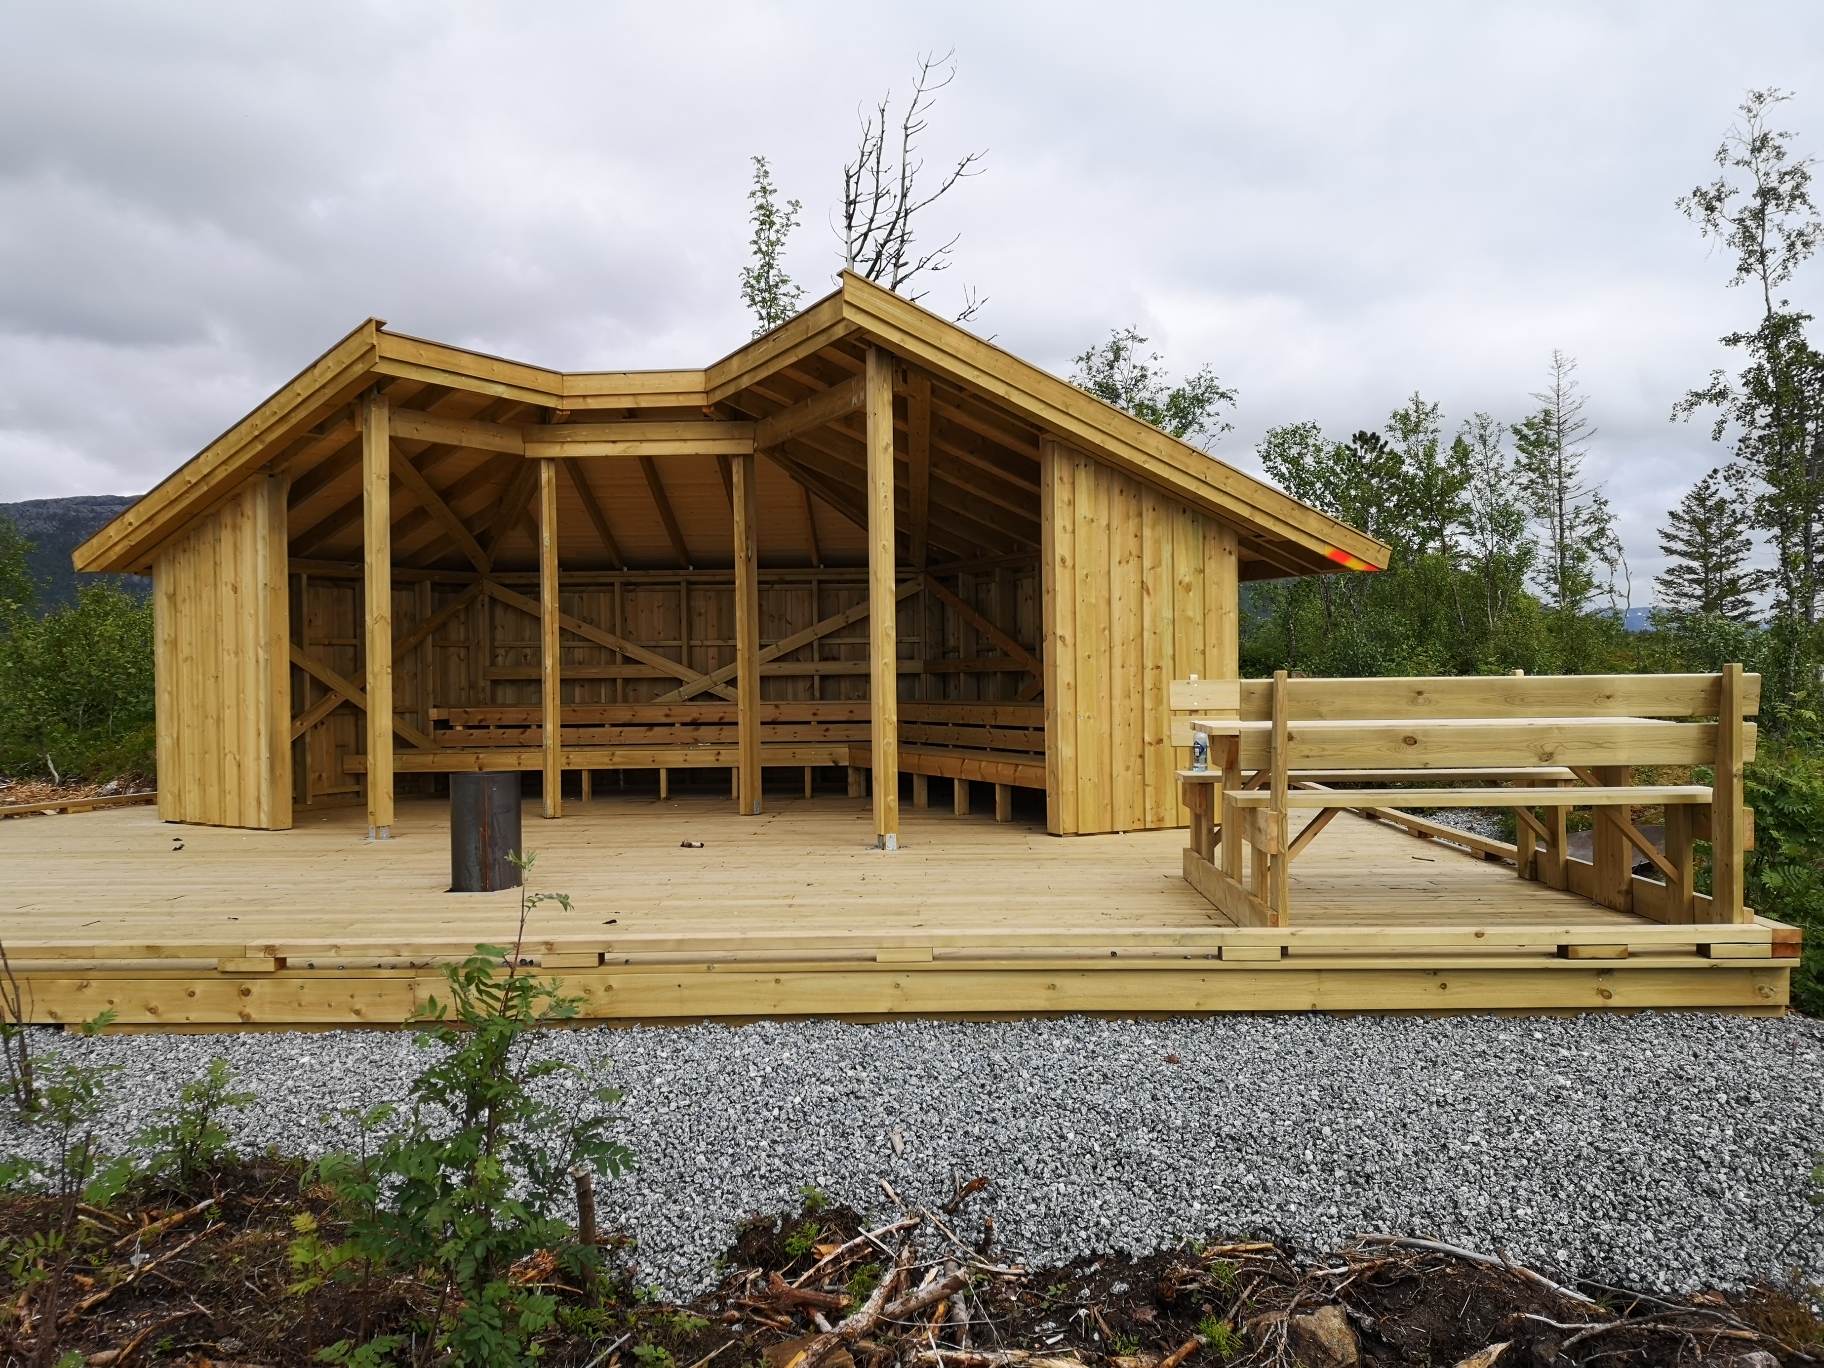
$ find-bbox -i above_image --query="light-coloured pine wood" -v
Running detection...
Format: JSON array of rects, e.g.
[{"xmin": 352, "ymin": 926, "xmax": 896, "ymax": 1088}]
[
  {"xmin": 361, "ymin": 391, "xmax": 394, "ymax": 837},
  {"xmin": 732, "ymin": 452, "xmax": 762, "ymax": 816},
  {"xmin": 995, "ymin": 783, "xmax": 1013, "ymax": 823},
  {"xmin": 1040, "ymin": 439, "xmax": 1074, "ymax": 836},
  {"xmin": 1268, "ymin": 670, "xmax": 1290, "ymax": 923},
  {"xmin": 908, "ymin": 371, "xmax": 932, "ymax": 569},
  {"xmin": 1712, "ymin": 662, "xmax": 1746, "ymax": 923},
  {"xmin": 1232, "ymin": 673, "xmax": 1762, "ymax": 722},
  {"xmin": 866, "ymin": 345, "xmax": 900, "ymax": 849},
  {"xmin": 564, "ymin": 460, "xmax": 624, "ymax": 568},
  {"xmin": 538, "ymin": 459, "xmax": 563, "ymax": 819}
]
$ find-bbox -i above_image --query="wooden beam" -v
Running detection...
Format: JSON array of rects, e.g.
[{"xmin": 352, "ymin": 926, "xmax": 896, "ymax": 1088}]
[
  {"xmin": 908, "ymin": 371, "xmax": 931, "ymax": 570},
  {"xmin": 289, "ymin": 645, "xmax": 433, "ymax": 751},
  {"xmin": 639, "ymin": 456, "xmax": 692, "ymax": 568},
  {"xmin": 539, "ymin": 460, "xmax": 563, "ymax": 819},
  {"xmin": 800, "ymin": 478, "xmax": 823, "ymax": 568},
  {"xmin": 481, "ymin": 580, "xmax": 736, "ymax": 701},
  {"xmin": 733, "ymin": 453, "xmax": 762, "ymax": 816},
  {"xmin": 753, "ymin": 374, "xmax": 866, "ymax": 449},
  {"xmin": 526, "ymin": 420, "xmax": 755, "ymax": 458},
  {"xmin": 390, "ymin": 446, "xmax": 488, "ymax": 573},
  {"xmin": 716, "ymin": 453, "xmax": 735, "ymax": 511},
  {"xmin": 920, "ymin": 574, "xmax": 1040, "ymax": 679},
  {"xmin": 867, "ymin": 345, "xmax": 900, "ymax": 850},
  {"xmin": 563, "ymin": 460, "xmax": 624, "ymax": 568},
  {"xmin": 484, "ymin": 460, "xmax": 539, "ymax": 566},
  {"xmin": 388, "ymin": 408, "xmax": 525, "ymax": 454},
  {"xmin": 290, "ymin": 583, "xmax": 483, "ymax": 740},
  {"xmin": 657, "ymin": 579, "xmax": 922, "ymax": 701},
  {"xmin": 362, "ymin": 391, "xmax": 394, "ymax": 838}
]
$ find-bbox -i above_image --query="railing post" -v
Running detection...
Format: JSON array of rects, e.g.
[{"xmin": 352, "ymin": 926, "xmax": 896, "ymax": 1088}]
[
  {"xmin": 1711, "ymin": 662, "xmax": 1747, "ymax": 923},
  {"xmin": 1268, "ymin": 669, "xmax": 1290, "ymax": 925}
]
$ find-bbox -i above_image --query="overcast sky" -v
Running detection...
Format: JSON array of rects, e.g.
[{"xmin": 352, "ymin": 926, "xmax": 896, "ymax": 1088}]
[{"xmin": 4, "ymin": 1, "xmax": 1823, "ymax": 591}]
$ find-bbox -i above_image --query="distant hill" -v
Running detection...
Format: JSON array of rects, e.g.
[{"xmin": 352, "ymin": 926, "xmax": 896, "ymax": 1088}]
[{"xmin": 0, "ymin": 495, "xmax": 147, "ymax": 609}]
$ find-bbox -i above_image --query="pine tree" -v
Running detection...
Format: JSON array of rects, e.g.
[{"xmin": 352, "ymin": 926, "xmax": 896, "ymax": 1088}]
[
  {"xmin": 1512, "ymin": 351, "xmax": 1622, "ymax": 614},
  {"xmin": 738, "ymin": 156, "xmax": 803, "ymax": 337},
  {"xmin": 1655, "ymin": 469, "xmax": 1766, "ymax": 620}
]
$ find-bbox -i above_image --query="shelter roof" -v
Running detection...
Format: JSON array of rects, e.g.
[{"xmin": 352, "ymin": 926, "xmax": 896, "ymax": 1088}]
[{"xmin": 75, "ymin": 272, "xmax": 1388, "ymax": 578}]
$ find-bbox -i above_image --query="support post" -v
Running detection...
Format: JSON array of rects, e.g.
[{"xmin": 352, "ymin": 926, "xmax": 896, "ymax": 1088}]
[
  {"xmin": 1663, "ymin": 802, "xmax": 1695, "ymax": 923},
  {"xmin": 361, "ymin": 389, "xmax": 394, "ymax": 840},
  {"xmin": 866, "ymin": 345, "xmax": 900, "ymax": 849},
  {"xmin": 1590, "ymin": 764, "xmax": 1632, "ymax": 912},
  {"xmin": 1267, "ymin": 669, "xmax": 1290, "ymax": 923},
  {"xmin": 732, "ymin": 452, "xmax": 762, "ymax": 815},
  {"xmin": 953, "ymin": 777, "xmax": 970, "ymax": 816},
  {"xmin": 995, "ymin": 783, "xmax": 1013, "ymax": 823},
  {"xmin": 908, "ymin": 370, "xmax": 931, "ymax": 571},
  {"xmin": 1711, "ymin": 662, "xmax": 1747, "ymax": 923},
  {"xmin": 913, "ymin": 773, "xmax": 929, "ymax": 809},
  {"xmin": 538, "ymin": 458, "xmax": 562, "ymax": 820}
]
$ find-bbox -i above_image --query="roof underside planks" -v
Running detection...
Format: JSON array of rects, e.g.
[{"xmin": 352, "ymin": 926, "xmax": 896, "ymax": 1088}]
[{"xmin": 74, "ymin": 274, "xmax": 1389, "ymax": 579}]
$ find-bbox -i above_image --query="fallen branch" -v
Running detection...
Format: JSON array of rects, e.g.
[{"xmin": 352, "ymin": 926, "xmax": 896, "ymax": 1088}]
[
  {"xmin": 112, "ymin": 1198, "xmax": 216, "ymax": 1251},
  {"xmin": 1353, "ymin": 1234, "xmax": 1600, "ymax": 1308},
  {"xmin": 792, "ymin": 1244, "xmax": 971, "ymax": 1368},
  {"xmin": 791, "ymin": 1217, "xmax": 921, "ymax": 1288},
  {"xmin": 70, "ymin": 1224, "xmax": 223, "ymax": 1319}
]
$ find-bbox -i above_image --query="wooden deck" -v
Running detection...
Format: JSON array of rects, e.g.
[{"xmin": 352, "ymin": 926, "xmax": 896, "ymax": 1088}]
[{"xmin": 0, "ymin": 794, "xmax": 1794, "ymax": 1025}]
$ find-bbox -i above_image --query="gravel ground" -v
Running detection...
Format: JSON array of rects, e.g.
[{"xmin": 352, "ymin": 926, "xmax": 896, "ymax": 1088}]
[{"xmin": 0, "ymin": 1013, "xmax": 1818, "ymax": 1298}]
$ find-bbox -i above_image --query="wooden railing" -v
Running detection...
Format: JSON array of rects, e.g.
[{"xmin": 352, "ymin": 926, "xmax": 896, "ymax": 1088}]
[{"xmin": 1177, "ymin": 667, "xmax": 1760, "ymax": 929}]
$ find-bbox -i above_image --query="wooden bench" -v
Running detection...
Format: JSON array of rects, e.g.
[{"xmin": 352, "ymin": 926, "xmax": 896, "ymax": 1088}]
[
  {"xmin": 846, "ymin": 702, "xmax": 1046, "ymax": 821},
  {"xmin": 343, "ymin": 701, "xmax": 867, "ymax": 797},
  {"xmin": 1175, "ymin": 668, "xmax": 1759, "ymax": 929}
]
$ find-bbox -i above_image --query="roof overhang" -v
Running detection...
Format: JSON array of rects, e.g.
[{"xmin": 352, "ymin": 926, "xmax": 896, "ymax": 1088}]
[{"xmin": 74, "ymin": 275, "xmax": 1388, "ymax": 577}]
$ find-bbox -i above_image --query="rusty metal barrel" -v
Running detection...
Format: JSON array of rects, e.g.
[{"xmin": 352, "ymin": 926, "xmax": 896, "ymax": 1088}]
[{"xmin": 449, "ymin": 772, "xmax": 522, "ymax": 892}]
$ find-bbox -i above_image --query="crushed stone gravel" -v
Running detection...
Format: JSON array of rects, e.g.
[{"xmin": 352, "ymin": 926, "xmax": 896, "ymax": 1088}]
[{"xmin": 0, "ymin": 1012, "xmax": 1817, "ymax": 1299}]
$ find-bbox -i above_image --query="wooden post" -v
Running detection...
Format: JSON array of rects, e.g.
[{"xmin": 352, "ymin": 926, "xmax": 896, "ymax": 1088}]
[
  {"xmin": 848, "ymin": 766, "xmax": 863, "ymax": 798},
  {"xmin": 1590, "ymin": 765, "xmax": 1632, "ymax": 912},
  {"xmin": 732, "ymin": 452, "xmax": 762, "ymax": 816},
  {"xmin": 581, "ymin": 769, "xmax": 592, "ymax": 803},
  {"xmin": 803, "ymin": 766, "xmax": 814, "ymax": 799},
  {"xmin": 912, "ymin": 773, "xmax": 929, "ymax": 809},
  {"xmin": 1663, "ymin": 802, "xmax": 1695, "ymax": 923},
  {"xmin": 1711, "ymin": 662, "xmax": 1746, "ymax": 923},
  {"xmin": 659, "ymin": 767, "xmax": 669, "ymax": 800},
  {"xmin": 866, "ymin": 345, "xmax": 900, "ymax": 850},
  {"xmin": 1268, "ymin": 670, "xmax": 1290, "ymax": 923},
  {"xmin": 538, "ymin": 458, "xmax": 563, "ymax": 820},
  {"xmin": 908, "ymin": 370, "xmax": 931, "ymax": 572},
  {"xmin": 954, "ymin": 777, "xmax": 970, "ymax": 816},
  {"xmin": 995, "ymin": 783, "xmax": 1013, "ymax": 823},
  {"xmin": 361, "ymin": 389, "xmax": 394, "ymax": 841}
]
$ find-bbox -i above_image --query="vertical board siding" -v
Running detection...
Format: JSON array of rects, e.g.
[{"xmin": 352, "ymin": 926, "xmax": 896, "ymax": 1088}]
[
  {"xmin": 1041, "ymin": 442, "xmax": 1240, "ymax": 836},
  {"xmin": 152, "ymin": 476, "xmax": 291, "ymax": 829}
]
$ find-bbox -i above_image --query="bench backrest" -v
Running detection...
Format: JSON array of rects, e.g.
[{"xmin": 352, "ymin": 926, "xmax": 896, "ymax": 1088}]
[
  {"xmin": 1234, "ymin": 673, "xmax": 1760, "ymax": 721},
  {"xmin": 1171, "ymin": 672, "xmax": 1760, "ymax": 771}
]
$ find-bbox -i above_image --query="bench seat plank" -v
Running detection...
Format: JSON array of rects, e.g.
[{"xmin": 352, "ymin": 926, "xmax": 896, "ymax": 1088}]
[{"xmin": 1221, "ymin": 785, "xmax": 1712, "ymax": 809}]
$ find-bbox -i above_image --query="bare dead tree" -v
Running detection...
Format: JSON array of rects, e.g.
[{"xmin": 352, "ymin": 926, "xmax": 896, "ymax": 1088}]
[{"xmin": 840, "ymin": 52, "xmax": 986, "ymax": 308}]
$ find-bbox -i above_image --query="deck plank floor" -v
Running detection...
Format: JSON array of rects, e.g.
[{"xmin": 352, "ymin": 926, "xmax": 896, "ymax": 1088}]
[
  {"xmin": 0, "ymin": 795, "xmax": 1789, "ymax": 1023},
  {"xmin": 4, "ymin": 793, "xmax": 1635, "ymax": 949}
]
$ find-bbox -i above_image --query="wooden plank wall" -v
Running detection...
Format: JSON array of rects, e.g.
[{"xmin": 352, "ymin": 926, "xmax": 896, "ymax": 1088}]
[
  {"xmin": 1042, "ymin": 440, "xmax": 1239, "ymax": 836},
  {"xmin": 289, "ymin": 568, "xmax": 1044, "ymax": 804},
  {"xmin": 154, "ymin": 475, "xmax": 292, "ymax": 829}
]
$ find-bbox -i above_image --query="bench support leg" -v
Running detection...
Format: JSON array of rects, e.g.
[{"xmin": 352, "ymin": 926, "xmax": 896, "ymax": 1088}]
[
  {"xmin": 995, "ymin": 783, "xmax": 1013, "ymax": 823},
  {"xmin": 804, "ymin": 766, "xmax": 814, "ymax": 800},
  {"xmin": 580, "ymin": 769, "xmax": 591, "ymax": 804},
  {"xmin": 1591, "ymin": 764, "xmax": 1633, "ymax": 913},
  {"xmin": 954, "ymin": 778, "xmax": 970, "ymax": 816},
  {"xmin": 1664, "ymin": 802, "xmax": 1696, "ymax": 923},
  {"xmin": 913, "ymin": 773, "xmax": 929, "ymax": 809},
  {"xmin": 848, "ymin": 766, "xmax": 864, "ymax": 799},
  {"xmin": 659, "ymin": 768, "xmax": 669, "ymax": 801}
]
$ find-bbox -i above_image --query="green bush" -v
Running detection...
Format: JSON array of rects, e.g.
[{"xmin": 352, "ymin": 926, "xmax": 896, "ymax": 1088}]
[
  {"xmin": 0, "ymin": 516, "xmax": 155, "ymax": 783},
  {"xmin": 1744, "ymin": 744, "xmax": 1824, "ymax": 1015}
]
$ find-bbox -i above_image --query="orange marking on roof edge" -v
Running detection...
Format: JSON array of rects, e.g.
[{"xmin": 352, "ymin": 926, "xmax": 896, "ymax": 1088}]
[{"xmin": 1325, "ymin": 546, "xmax": 1381, "ymax": 572}]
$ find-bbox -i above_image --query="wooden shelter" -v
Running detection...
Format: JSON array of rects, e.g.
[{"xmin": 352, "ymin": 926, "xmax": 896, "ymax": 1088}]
[
  {"xmin": 74, "ymin": 273, "xmax": 1387, "ymax": 843},
  {"xmin": 38, "ymin": 274, "xmax": 1795, "ymax": 1026}
]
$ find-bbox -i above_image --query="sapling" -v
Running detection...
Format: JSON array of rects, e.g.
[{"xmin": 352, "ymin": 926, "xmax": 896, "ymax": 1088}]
[{"xmin": 311, "ymin": 851, "xmax": 632, "ymax": 1368}]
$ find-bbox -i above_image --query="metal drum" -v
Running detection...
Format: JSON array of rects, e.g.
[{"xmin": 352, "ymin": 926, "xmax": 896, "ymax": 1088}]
[{"xmin": 449, "ymin": 772, "xmax": 523, "ymax": 892}]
